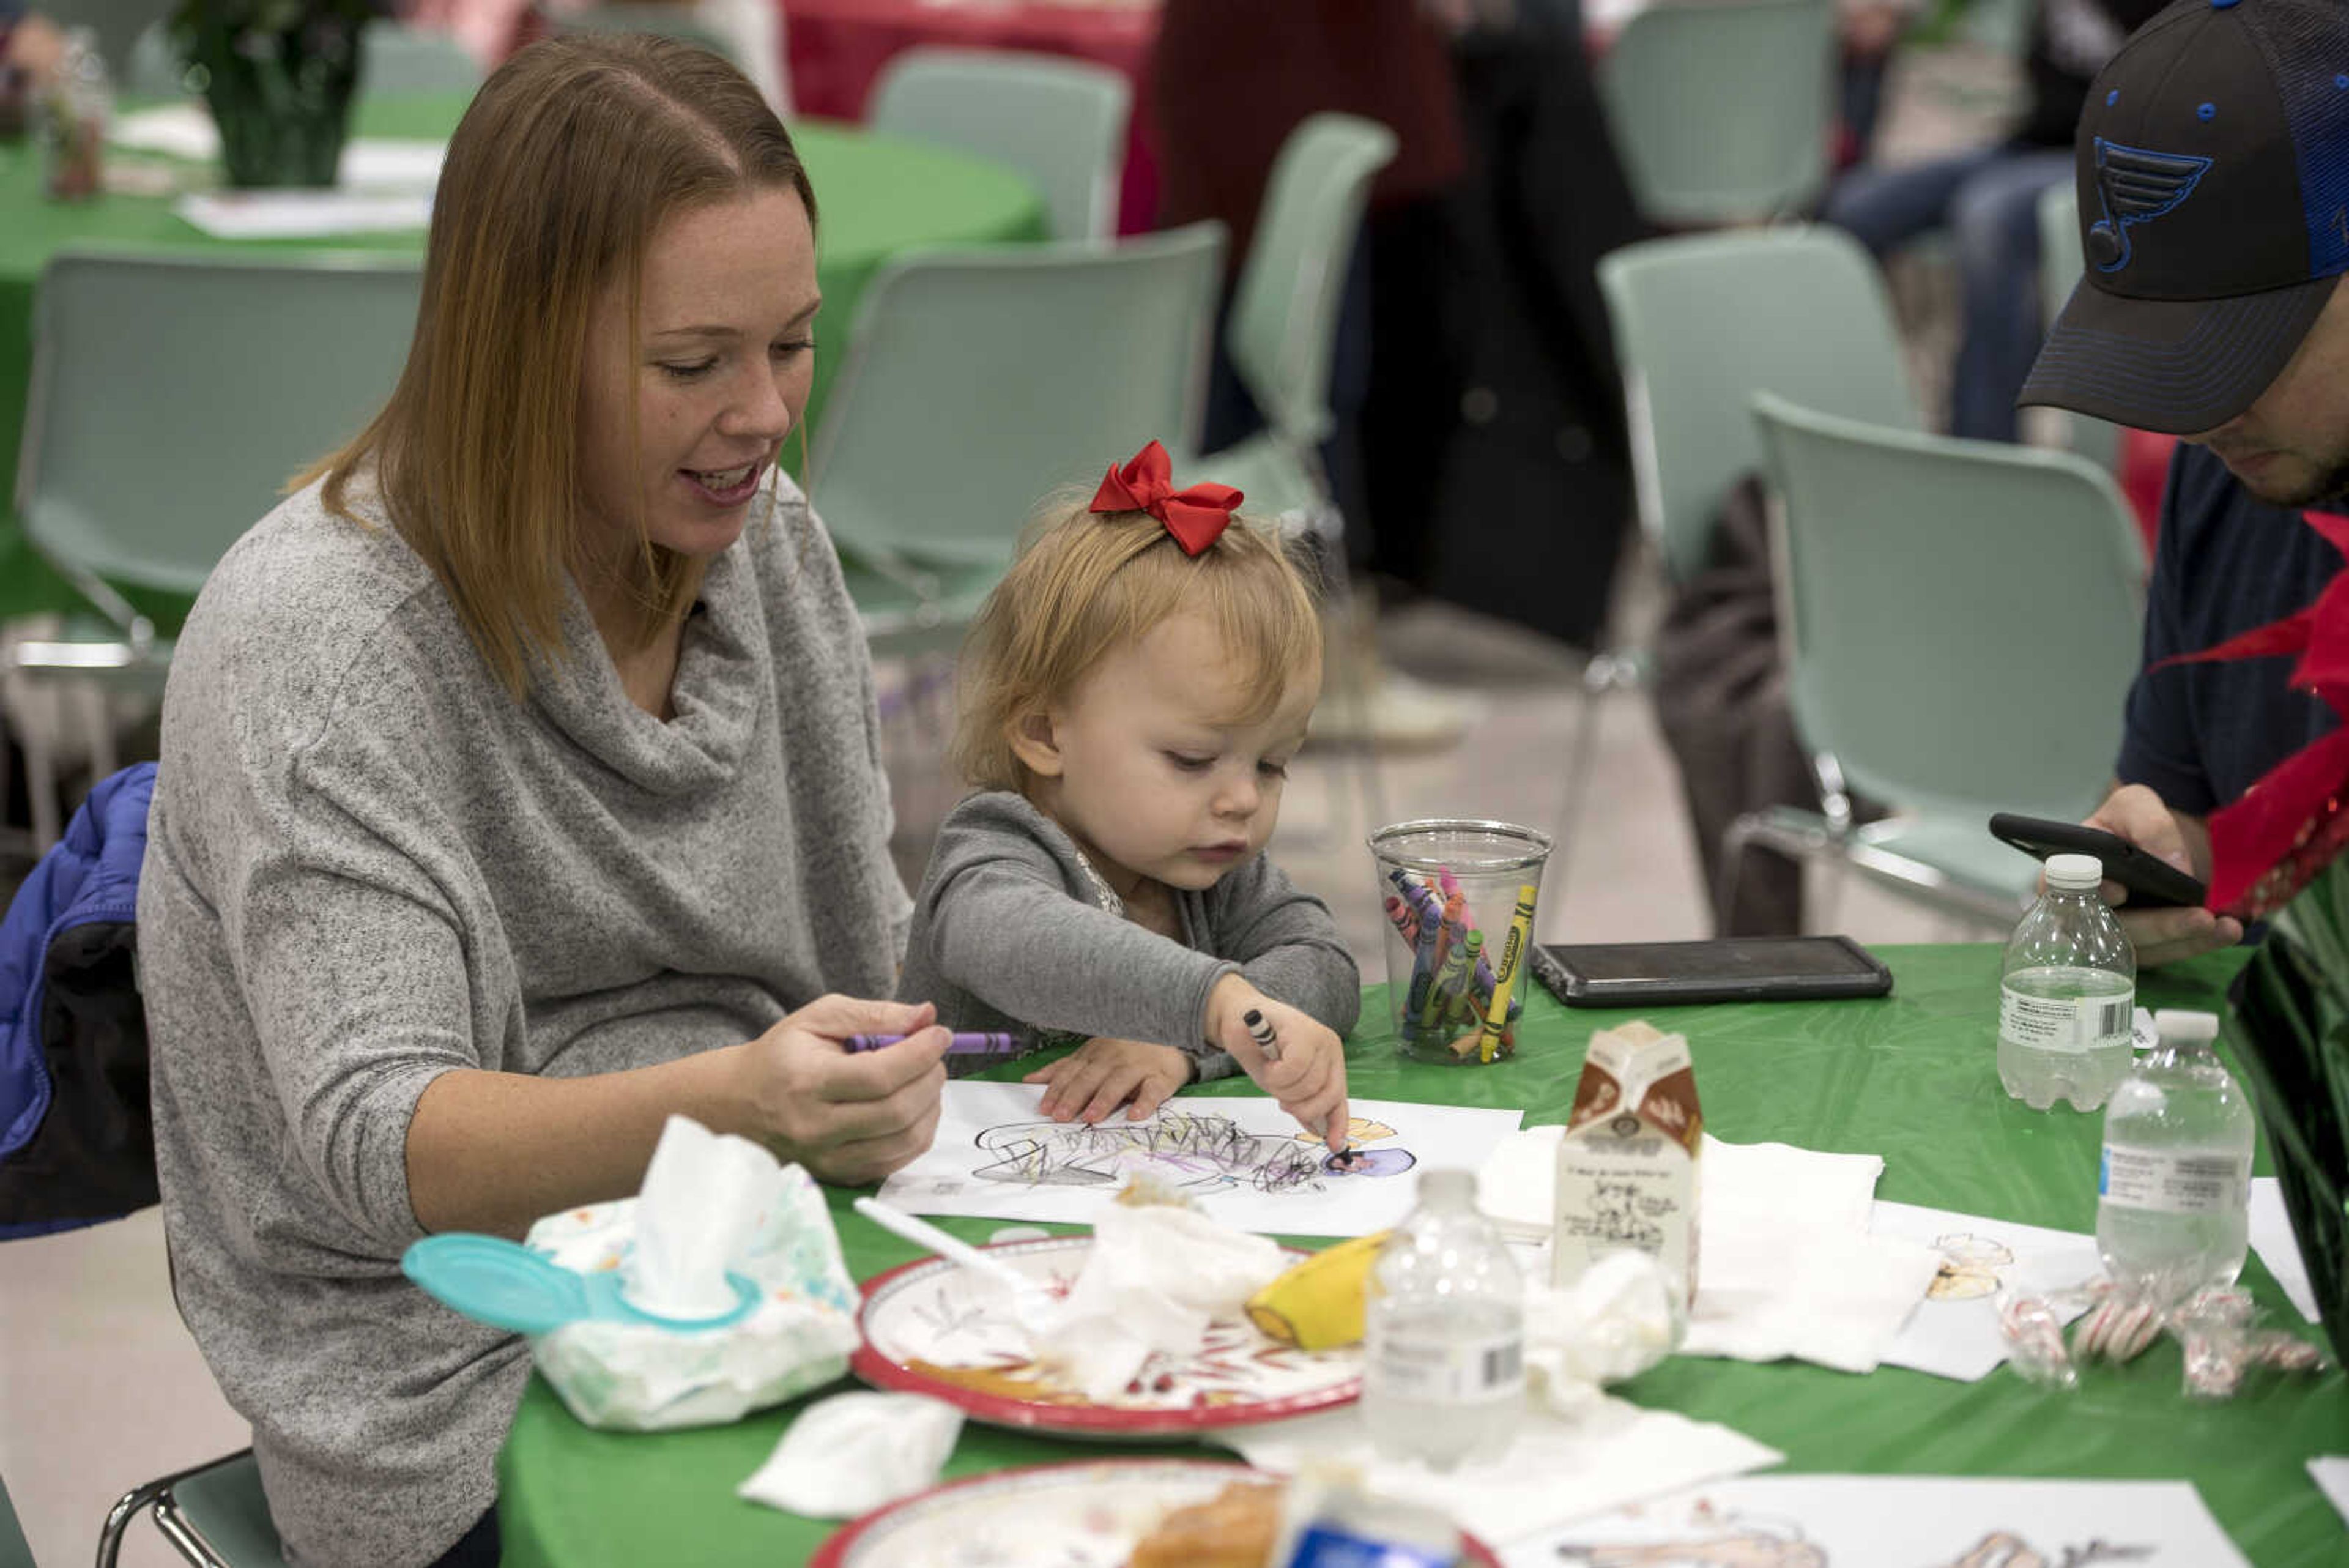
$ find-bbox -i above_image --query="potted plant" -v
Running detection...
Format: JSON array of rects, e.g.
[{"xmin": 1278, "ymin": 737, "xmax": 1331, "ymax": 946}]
[{"xmin": 170, "ymin": 0, "xmax": 373, "ymax": 188}]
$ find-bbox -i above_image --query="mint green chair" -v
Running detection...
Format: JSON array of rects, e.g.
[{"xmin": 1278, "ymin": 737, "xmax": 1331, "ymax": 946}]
[
  {"xmin": 7, "ymin": 251, "xmax": 421, "ymax": 845},
  {"xmin": 1556, "ymin": 227, "xmax": 1918, "ymax": 898},
  {"xmin": 1597, "ymin": 0, "xmax": 1838, "ymax": 226},
  {"xmin": 868, "ymin": 46, "xmax": 1130, "ymax": 243},
  {"xmin": 357, "ymin": 21, "xmax": 485, "ymax": 96},
  {"xmin": 807, "ymin": 222, "xmax": 1225, "ymax": 652},
  {"xmin": 1738, "ymin": 390, "xmax": 2148, "ymax": 924},
  {"xmin": 100, "ymin": 1449, "xmax": 288, "ymax": 1567},
  {"xmin": 2036, "ymin": 181, "xmax": 2122, "ymax": 472}
]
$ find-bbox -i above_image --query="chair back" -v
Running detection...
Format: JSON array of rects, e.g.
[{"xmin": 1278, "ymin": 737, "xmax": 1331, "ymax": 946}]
[
  {"xmin": 1598, "ymin": 0, "xmax": 1837, "ymax": 224},
  {"xmin": 1752, "ymin": 390, "xmax": 2146, "ymax": 825},
  {"xmin": 548, "ymin": 5, "xmax": 741, "ymax": 63},
  {"xmin": 1598, "ymin": 225, "xmax": 1915, "ymax": 585},
  {"xmin": 1225, "ymin": 111, "xmax": 1397, "ymax": 450},
  {"xmin": 867, "ymin": 46, "xmax": 1131, "ymax": 242},
  {"xmin": 809, "ymin": 222, "xmax": 1225, "ymax": 571},
  {"xmin": 17, "ymin": 252, "xmax": 422, "ymax": 599},
  {"xmin": 358, "ymin": 20, "xmax": 484, "ymax": 95},
  {"xmin": 2035, "ymin": 181, "xmax": 2121, "ymax": 470}
]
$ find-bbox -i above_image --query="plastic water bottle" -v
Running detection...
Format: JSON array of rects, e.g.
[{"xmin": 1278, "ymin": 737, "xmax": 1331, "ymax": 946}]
[
  {"xmin": 2097, "ymin": 1008, "xmax": 2255, "ymax": 1294},
  {"xmin": 1362, "ymin": 1167, "xmax": 1524, "ymax": 1470},
  {"xmin": 1997, "ymin": 852, "xmax": 2136, "ymax": 1111},
  {"xmin": 39, "ymin": 26, "xmax": 108, "ymax": 201}
]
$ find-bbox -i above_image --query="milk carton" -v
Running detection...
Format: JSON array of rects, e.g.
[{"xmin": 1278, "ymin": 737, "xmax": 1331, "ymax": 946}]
[{"xmin": 1550, "ymin": 1020, "xmax": 1701, "ymax": 1307}]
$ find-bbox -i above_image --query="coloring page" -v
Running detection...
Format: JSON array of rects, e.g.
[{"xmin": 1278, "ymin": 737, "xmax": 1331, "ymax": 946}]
[
  {"xmin": 1868, "ymin": 1202, "xmax": 2103, "ymax": 1381},
  {"xmin": 1502, "ymin": 1474, "xmax": 2248, "ymax": 1567},
  {"xmin": 877, "ymin": 1081, "xmax": 1523, "ymax": 1236}
]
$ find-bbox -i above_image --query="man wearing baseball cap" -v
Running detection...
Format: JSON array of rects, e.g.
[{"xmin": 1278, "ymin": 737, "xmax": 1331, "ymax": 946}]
[{"xmin": 2021, "ymin": 0, "xmax": 2349, "ymax": 963}]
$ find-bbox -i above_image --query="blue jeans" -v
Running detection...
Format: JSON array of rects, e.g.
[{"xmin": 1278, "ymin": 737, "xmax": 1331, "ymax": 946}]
[{"xmin": 1822, "ymin": 145, "xmax": 2076, "ymax": 443}]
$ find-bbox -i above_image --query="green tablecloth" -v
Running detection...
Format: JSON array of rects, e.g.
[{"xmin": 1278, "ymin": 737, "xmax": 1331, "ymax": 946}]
[
  {"xmin": 496, "ymin": 942, "xmax": 2349, "ymax": 1567},
  {"xmin": 0, "ymin": 94, "xmax": 1047, "ymax": 623}
]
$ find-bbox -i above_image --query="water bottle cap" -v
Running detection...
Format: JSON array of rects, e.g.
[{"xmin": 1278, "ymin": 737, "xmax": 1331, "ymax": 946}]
[
  {"xmin": 2153, "ymin": 1008, "xmax": 2221, "ymax": 1044},
  {"xmin": 2045, "ymin": 853, "xmax": 2102, "ymax": 890}
]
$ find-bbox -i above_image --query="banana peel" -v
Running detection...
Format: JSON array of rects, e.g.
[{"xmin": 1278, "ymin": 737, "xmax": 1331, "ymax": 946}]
[{"xmin": 1245, "ymin": 1231, "xmax": 1390, "ymax": 1351}]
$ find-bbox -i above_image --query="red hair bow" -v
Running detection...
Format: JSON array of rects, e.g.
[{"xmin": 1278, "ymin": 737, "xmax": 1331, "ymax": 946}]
[
  {"xmin": 1088, "ymin": 440, "xmax": 1243, "ymax": 557},
  {"xmin": 2154, "ymin": 509, "xmax": 2349, "ymax": 919}
]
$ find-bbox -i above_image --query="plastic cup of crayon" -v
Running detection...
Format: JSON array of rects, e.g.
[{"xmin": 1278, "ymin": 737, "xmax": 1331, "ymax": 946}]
[{"xmin": 1366, "ymin": 818, "xmax": 1551, "ymax": 1066}]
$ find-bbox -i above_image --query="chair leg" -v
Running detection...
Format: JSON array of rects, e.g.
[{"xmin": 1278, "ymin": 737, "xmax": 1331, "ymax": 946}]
[
  {"xmin": 1549, "ymin": 651, "xmax": 1620, "ymax": 910},
  {"xmin": 97, "ymin": 1451, "xmax": 257, "ymax": 1568}
]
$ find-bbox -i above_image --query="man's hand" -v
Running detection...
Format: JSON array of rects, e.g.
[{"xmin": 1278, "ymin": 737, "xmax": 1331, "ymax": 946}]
[
  {"xmin": 1024, "ymin": 1036, "xmax": 1193, "ymax": 1124},
  {"xmin": 2083, "ymin": 784, "xmax": 2242, "ymax": 966}
]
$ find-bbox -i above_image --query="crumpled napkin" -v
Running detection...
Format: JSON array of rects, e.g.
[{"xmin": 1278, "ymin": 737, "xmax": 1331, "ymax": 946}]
[
  {"xmin": 1214, "ymin": 1396, "xmax": 1783, "ymax": 1546},
  {"xmin": 1034, "ymin": 1202, "xmax": 1288, "ymax": 1400},
  {"xmin": 1479, "ymin": 1127, "xmax": 1938, "ymax": 1373},
  {"xmin": 1523, "ymin": 1250, "xmax": 1682, "ymax": 1416},
  {"xmin": 738, "ymin": 1391, "xmax": 965, "ymax": 1518}
]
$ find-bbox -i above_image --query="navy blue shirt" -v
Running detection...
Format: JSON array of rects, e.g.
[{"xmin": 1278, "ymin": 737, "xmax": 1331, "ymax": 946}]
[{"xmin": 2117, "ymin": 442, "xmax": 2342, "ymax": 817}]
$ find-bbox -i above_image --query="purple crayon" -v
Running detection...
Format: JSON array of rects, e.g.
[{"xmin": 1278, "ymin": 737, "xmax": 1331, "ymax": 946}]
[{"xmin": 847, "ymin": 1031, "xmax": 1021, "ymax": 1055}]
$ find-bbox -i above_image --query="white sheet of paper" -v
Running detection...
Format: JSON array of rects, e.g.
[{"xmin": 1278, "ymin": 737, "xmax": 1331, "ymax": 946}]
[
  {"xmin": 114, "ymin": 105, "xmax": 447, "ymax": 190},
  {"xmin": 1868, "ymin": 1200, "xmax": 2102, "ymax": 1381},
  {"xmin": 2251, "ymin": 1176, "xmax": 2321, "ymax": 1325},
  {"xmin": 1499, "ymin": 1473, "xmax": 2249, "ymax": 1567},
  {"xmin": 174, "ymin": 190, "xmax": 432, "ymax": 239},
  {"xmin": 2307, "ymin": 1456, "xmax": 2349, "ymax": 1531},
  {"xmin": 1217, "ymin": 1396, "xmax": 1781, "ymax": 1547},
  {"xmin": 876, "ymin": 1081, "xmax": 1523, "ymax": 1236}
]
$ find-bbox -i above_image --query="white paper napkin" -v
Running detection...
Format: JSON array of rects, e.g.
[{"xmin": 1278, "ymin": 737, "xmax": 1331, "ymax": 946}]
[
  {"xmin": 627, "ymin": 1115, "xmax": 787, "ymax": 1320},
  {"xmin": 1476, "ymin": 1128, "xmax": 1883, "ymax": 1241},
  {"xmin": 1214, "ymin": 1397, "xmax": 1783, "ymax": 1545},
  {"xmin": 1034, "ymin": 1202, "xmax": 1288, "ymax": 1400},
  {"xmin": 737, "ymin": 1391, "xmax": 964, "ymax": 1518},
  {"xmin": 1679, "ymin": 1216, "xmax": 1943, "ymax": 1373}
]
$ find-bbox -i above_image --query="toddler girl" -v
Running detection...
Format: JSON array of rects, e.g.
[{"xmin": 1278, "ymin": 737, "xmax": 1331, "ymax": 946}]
[{"xmin": 897, "ymin": 441, "xmax": 1356, "ymax": 1147}]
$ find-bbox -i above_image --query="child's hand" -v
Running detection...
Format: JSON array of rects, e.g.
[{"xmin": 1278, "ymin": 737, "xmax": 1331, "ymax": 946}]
[
  {"xmin": 1023, "ymin": 1037, "xmax": 1195, "ymax": 1123},
  {"xmin": 1208, "ymin": 976, "xmax": 1350, "ymax": 1151}
]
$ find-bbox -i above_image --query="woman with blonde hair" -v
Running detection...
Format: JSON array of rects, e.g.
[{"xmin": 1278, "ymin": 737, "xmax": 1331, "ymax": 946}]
[{"xmin": 138, "ymin": 34, "xmax": 944, "ymax": 1566}]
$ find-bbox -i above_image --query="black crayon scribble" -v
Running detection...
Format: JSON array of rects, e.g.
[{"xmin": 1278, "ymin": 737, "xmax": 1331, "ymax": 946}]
[{"xmin": 971, "ymin": 1112, "xmax": 1332, "ymax": 1194}]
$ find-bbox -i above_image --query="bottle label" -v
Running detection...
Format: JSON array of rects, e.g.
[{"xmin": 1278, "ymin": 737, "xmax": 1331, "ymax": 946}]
[
  {"xmin": 2000, "ymin": 986, "xmax": 2132, "ymax": 1053},
  {"xmin": 2098, "ymin": 1144, "xmax": 2250, "ymax": 1214},
  {"xmin": 1366, "ymin": 1327, "xmax": 1525, "ymax": 1405}
]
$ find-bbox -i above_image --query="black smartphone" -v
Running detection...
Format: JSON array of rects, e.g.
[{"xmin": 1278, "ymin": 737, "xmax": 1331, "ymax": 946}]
[
  {"xmin": 1986, "ymin": 812, "xmax": 2207, "ymax": 910},
  {"xmin": 1527, "ymin": 935, "xmax": 1894, "ymax": 1008}
]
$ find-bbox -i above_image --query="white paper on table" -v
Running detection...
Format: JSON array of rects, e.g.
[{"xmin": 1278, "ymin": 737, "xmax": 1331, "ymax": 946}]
[
  {"xmin": 1499, "ymin": 1473, "xmax": 2249, "ymax": 1568},
  {"xmin": 114, "ymin": 105, "xmax": 447, "ymax": 190},
  {"xmin": 1213, "ymin": 1397, "xmax": 1781, "ymax": 1547},
  {"xmin": 1868, "ymin": 1200, "xmax": 2103, "ymax": 1381},
  {"xmin": 174, "ymin": 190, "xmax": 432, "ymax": 239},
  {"xmin": 1477, "ymin": 1127, "xmax": 1884, "ymax": 1242},
  {"xmin": 2307, "ymin": 1457, "xmax": 2349, "ymax": 1531},
  {"xmin": 2251, "ymin": 1176, "xmax": 2321, "ymax": 1325},
  {"xmin": 875, "ymin": 1080, "xmax": 1522, "ymax": 1238}
]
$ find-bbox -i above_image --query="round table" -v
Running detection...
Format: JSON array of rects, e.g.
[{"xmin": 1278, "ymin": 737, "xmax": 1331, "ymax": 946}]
[
  {"xmin": 495, "ymin": 943, "xmax": 2349, "ymax": 1568},
  {"xmin": 0, "ymin": 92, "xmax": 1047, "ymax": 622}
]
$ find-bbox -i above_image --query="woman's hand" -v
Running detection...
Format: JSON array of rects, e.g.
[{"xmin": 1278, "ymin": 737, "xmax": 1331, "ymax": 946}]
[
  {"xmin": 1207, "ymin": 976, "xmax": 1350, "ymax": 1151},
  {"xmin": 740, "ymin": 995, "xmax": 951, "ymax": 1185},
  {"xmin": 2082, "ymin": 784, "xmax": 2242, "ymax": 967},
  {"xmin": 1024, "ymin": 1037, "xmax": 1194, "ymax": 1123}
]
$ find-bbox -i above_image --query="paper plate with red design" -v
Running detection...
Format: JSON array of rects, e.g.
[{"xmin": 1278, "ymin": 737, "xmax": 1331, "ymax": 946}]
[
  {"xmin": 809, "ymin": 1458, "xmax": 1505, "ymax": 1568},
  {"xmin": 849, "ymin": 1237, "xmax": 1361, "ymax": 1436}
]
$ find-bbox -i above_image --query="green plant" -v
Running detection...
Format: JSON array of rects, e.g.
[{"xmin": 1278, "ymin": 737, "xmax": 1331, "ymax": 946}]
[{"xmin": 168, "ymin": 0, "xmax": 373, "ymax": 186}]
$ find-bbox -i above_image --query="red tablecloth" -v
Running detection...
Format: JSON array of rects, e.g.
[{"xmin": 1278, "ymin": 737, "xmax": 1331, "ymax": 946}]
[{"xmin": 782, "ymin": 0, "xmax": 1162, "ymax": 234}]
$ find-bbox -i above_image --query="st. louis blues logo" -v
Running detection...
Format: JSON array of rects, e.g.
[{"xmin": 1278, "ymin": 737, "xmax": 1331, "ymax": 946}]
[{"xmin": 2087, "ymin": 138, "xmax": 2214, "ymax": 272}]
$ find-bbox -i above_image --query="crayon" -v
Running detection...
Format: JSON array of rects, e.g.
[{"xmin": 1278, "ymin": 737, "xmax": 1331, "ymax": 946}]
[
  {"xmin": 1402, "ymin": 891, "xmax": 1444, "ymax": 1019},
  {"xmin": 1477, "ymin": 884, "xmax": 1537, "ymax": 1064},
  {"xmin": 1422, "ymin": 924, "xmax": 1477, "ymax": 1029},
  {"xmin": 1382, "ymin": 894, "xmax": 1420, "ymax": 947},
  {"xmin": 1242, "ymin": 1007, "xmax": 1282, "ymax": 1063},
  {"xmin": 847, "ymin": 1031, "xmax": 1020, "ymax": 1055}
]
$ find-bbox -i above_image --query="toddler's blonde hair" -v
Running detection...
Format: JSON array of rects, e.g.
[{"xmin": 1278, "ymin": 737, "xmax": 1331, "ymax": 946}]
[{"xmin": 950, "ymin": 490, "xmax": 1324, "ymax": 793}]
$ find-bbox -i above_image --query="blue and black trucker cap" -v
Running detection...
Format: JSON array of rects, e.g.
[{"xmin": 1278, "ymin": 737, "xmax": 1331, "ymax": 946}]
[{"xmin": 2019, "ymin": 0, "xmax": 2349, "ymax": 436}]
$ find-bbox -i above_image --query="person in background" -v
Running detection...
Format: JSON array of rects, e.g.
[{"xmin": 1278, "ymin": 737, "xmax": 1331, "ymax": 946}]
[
  {"xmin": 139, "ymin": 35, "xmax": 943, "ymax": 1567},
  {"xmin": 898, "ymin": 442, "xmax": 1357, "ymax": 1147},
  {"xmin": 1825, "ymin": 0, "xmax": 2166, "ymax": 441},
  {"xmin": 2018, "ymin": 0, "xmax": 2348, "ymax": 964},
  {"xmin": 0, "ymin": 2, "xmax": 64, "ymax": 86}
]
